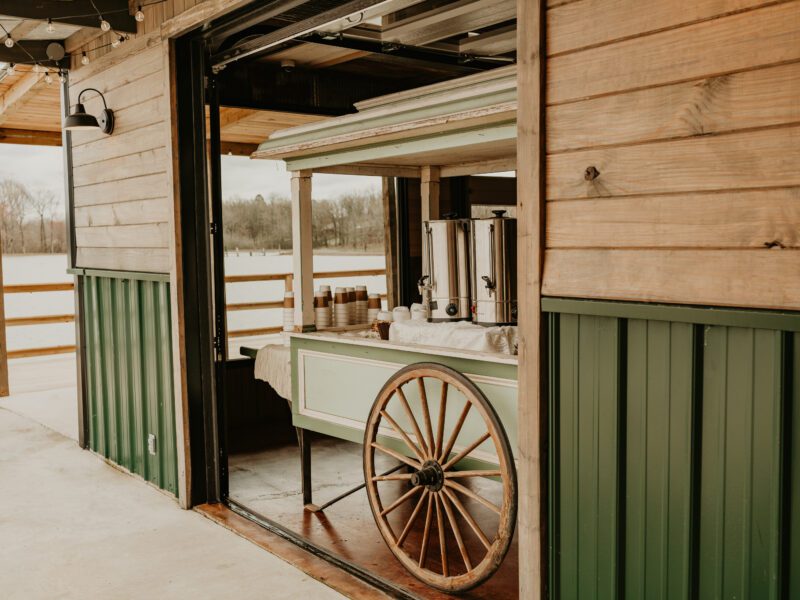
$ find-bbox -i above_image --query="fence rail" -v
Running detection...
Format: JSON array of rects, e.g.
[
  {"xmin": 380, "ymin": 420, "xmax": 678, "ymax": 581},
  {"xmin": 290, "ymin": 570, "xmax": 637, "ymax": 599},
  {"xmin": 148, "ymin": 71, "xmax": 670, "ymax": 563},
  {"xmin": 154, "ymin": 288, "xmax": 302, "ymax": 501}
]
[{"xmin": 0, "ymin": 267, "xmax": 387, "ymax": 393}]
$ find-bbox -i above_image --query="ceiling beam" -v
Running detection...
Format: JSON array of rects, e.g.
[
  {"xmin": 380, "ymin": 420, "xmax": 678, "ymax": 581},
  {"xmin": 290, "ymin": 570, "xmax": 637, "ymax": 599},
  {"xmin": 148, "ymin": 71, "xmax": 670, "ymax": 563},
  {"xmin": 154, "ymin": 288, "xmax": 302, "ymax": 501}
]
[
  {"xmin": 0, "ymin": 127, "xmax": 61, "ymax": 146},
  {"xmin": 459, "ymin": 24, "xmax": 516, "ymax": 56},
  {"xmin": 0, "ymin": 40, "xmax": 68, "ymax": 67},
  {"xmin": 382, "ymin": 0, "xmax": 516, "ymax": 47},
  {"xmin": 6, "ymin": 20, "xmax": 41, "ymax": 40},
  {"xmin": 0, "ymin": 71, "xmax": 47, "ymax": 126},
  {"xmin": 0, "ymin": 0, "xmax": 136, "ymax": 33}
]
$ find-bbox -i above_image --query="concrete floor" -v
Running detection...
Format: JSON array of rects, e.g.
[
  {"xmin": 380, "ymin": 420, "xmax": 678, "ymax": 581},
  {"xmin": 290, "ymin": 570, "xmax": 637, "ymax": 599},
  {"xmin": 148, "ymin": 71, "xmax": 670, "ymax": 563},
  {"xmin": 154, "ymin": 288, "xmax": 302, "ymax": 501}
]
[{"xmin": 0, "ymin": 357, "xmax": 345, "ymax": 600}]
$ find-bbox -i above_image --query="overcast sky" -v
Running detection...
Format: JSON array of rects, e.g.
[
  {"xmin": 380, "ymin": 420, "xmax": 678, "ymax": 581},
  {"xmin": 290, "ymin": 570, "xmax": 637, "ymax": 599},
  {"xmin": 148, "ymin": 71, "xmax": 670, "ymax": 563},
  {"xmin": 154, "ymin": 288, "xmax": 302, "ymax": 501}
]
[{"xmin": 0, "ymin": 146, "xmax": 379, "ymax": 218}]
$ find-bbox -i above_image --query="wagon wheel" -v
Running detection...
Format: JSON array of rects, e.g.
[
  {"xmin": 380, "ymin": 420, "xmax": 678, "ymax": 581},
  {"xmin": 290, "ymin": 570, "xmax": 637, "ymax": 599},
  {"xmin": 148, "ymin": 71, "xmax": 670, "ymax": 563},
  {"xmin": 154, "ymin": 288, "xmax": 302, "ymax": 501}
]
[{"xmin": 363, "ymin": 362, "xmax": 517, "ymax": 593}]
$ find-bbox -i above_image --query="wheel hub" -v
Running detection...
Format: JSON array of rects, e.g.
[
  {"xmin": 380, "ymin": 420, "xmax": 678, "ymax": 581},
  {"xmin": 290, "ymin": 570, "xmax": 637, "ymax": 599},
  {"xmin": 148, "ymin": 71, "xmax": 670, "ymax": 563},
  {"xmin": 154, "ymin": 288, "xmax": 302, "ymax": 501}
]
[{"xmin": 411, "ymin": 460, "xmax": 444, "ymax": 491}]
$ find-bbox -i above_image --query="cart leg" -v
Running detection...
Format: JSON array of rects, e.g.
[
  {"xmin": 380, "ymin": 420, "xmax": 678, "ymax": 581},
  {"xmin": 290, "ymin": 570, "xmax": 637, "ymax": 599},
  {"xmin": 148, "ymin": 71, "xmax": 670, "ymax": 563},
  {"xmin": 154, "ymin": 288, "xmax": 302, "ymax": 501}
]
[{"xmin": 297, "ymin": 428, "xmax": 318, "ymax": 511}]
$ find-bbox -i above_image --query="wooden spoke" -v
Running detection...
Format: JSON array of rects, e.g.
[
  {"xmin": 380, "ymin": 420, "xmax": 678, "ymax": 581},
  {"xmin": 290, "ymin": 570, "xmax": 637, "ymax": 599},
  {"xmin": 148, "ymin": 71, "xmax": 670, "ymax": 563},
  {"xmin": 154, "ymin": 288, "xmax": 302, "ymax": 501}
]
[
  {"xmin": 444, "ymin": 470, "xmax": 502, "ymax": 479},
  {"xmin": 442, "ymin": 431, "xmax": 492, "ymax": 471},
  {"xmin": 397, "ymin": 489, "xmax": 429, "ymax": 547},
  {"xmin": 440, "ymin": 491, "xmax": 473, "ymax": 571},
  {"xmin": 364, "ymin": 362, "xmax": 517, "ymax": 592},
  {"xmin": 417, "ymin": 378, "xmax": 436, "ymax": 457},
  {"xmin": 371, "ymin": 442, "xmax": 421, "ymax": 469},
  {"xmin": 396, "ymin": 387, "xmax": 431, "ymax": 458},
  {"xmin": 438, "ymin": 400, "xmax": 471, "ymax": 463},
  {"xmin": 444, "ymin": 480, "xmax": 501, "ymax": 515},
  {"xmin": 443, "ymin": 486, "xmax": 492, "ymax": 550},
  {"xmin": 380, "ymin": 485, "xmax": 423, "ymax": 517},
  {"xmin": 435, "ymin": 493, "xmax": 449, "ymax": 577},
  {"xmin": 372, "ymin": 473, "xmax": 413, "ymax": 482},
  {"xmin": 434, "ymin": 381, "xmax": 448, "ymax": 459},
  {"xmin": 418, "ymin": 492, "xmax": 435, "ymax": 569},
  {"xmin": 380, "ymin": 409, "xmax": 426, "ymax": 462}
]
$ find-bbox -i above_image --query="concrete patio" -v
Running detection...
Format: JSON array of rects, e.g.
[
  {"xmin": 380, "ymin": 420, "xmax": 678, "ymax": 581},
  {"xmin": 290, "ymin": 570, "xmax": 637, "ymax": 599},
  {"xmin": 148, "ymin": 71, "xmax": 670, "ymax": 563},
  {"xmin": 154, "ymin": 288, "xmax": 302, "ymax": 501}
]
[{"xmin": 0, "ymin": 356, "xmax": 344, "ymax": 600}]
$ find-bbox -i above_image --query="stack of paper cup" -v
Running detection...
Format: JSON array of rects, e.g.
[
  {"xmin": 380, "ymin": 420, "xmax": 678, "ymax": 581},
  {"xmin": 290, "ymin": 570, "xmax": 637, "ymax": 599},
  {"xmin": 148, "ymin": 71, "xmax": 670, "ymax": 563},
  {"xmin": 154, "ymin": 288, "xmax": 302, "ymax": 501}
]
[
  {"xmin": 334, "ymin": 287, "xmax": 349, "ymax": 326},
  {"xmin": 282, "ymin": 291, "xmax": 294, "ymax": 332},
  {"xmin": 367, "ymin": 293, "xmax": 381, "ymax": 324},
  {"xmin": 346, "ymin": 287, "xmax": 356, "ymax": 324},
  {"xmin": 314, "ymin": 292, "xmax": 330, "ymax": 328},
  {"xmin": 320, "ymin": 285, "xmax": 333, "ymax": 326},
  {"xmin": 355, "ymin": 285, "xmax": 368, "ymax": 324}
]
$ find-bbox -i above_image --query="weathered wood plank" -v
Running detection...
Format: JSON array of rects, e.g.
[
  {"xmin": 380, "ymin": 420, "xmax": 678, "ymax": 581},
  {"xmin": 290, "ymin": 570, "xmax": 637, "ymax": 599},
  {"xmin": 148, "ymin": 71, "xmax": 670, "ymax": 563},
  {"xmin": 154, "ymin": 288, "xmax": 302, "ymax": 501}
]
[
  {"xmin": 542, "ymin": 249, "xmax": 800, "ymax": 310},
  {"xmin": 76, "ymin": 247, "xmax": 171, "ymax": 273},
  {"xmin": 548, "ymin": 61, "xmax": 800, "ymax": 153},
  {"xmin": 74, "ymin": 198, "xmax": 171, "ymax": 227},
  {"xmin": 548, "ymin": 0, "xmax": 775, "ymax": 56},
  {"xmin": 547, "ymin": 125, "xmax": 800, "ymax": 200},
  {"xmin": 547, "ymin": 1, "xmax": 800, "ymax": 104},
  {"xmin": 72, "ymin": 122, "xmax": 167, "ymax": 168},
  {"xmin": 73, "ymin": 147, "xmax": 168, "ymax": 187},
  {"xmin": 75, "ymin": 223, "xmax": 171, "ymax": 249},
  {"xmin": 74, "ymin": 173, "xmax": 170, "ymax": 207},
  {"xmin": 547, "ymin": 188, "xmax": 800, "ymax": 248}
]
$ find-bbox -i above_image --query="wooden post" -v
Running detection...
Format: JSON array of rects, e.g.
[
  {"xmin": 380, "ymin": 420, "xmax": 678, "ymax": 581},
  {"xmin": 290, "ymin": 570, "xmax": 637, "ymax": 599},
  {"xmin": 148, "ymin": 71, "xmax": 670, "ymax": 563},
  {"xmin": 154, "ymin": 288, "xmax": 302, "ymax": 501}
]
[
  {"xmin": 0, "ymin": 231, "xmax": 8, "ymax": 397},
  {"xmin": 291, "ymin": 170, "xmax": 315, "ymax": 331},
  {"xmin": 382, "ymin": 177, "xmax": 399, "ymax": 309},
  {"xmin": 420, "ymin": 165, "xmax": 441, "ymax": 222},
  {"xmin": 517, "ymin": 0, "xmax": 546, "ymax": 598}
]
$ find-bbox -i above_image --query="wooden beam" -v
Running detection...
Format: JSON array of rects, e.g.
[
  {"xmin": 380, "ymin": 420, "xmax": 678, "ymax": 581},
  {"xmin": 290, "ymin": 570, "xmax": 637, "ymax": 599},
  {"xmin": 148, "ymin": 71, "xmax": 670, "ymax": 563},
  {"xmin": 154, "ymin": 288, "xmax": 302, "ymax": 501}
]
[
  {"xmin": 0, "ymin": 72, "xmax": 46, "ymax": 127},
  {"xmin": 311, "ymin": 164, "xmax": 421, "ymax": 178},
  {"xmin": 459, "ymin": 24, "xmax": 517, "ymax": 56},
  {"xmin": 7, "ymin": 20, "xmax": 41, "ymax": 40},
  {"xmin": 421, "ymin": 166, "xmax": 440, "ymax": 222},
  {"xmin": 0, "ymin": 0, "xmax": 136, "ymax": 32},
  {"xmin": 0, "ymin": 228, "xmax": 8, "ymax": 397},
  {"xmin": 64, "ymin": 27, "xmax": 106, "ymax": 54},
  {"xmin": 0, "ymin": 127, "xmax": 61, "ymax": 146},
  {"xmin": 291, "ymin": 170, "xmax": 315, "ymax": 331},
  {"xmin": 0, "ymin": 40, "xmax": 68, "ymax": 67},
  {"xmin": 383, "ymin": 0, "xmax": 516, "ymax": 47},
  {"xmin": 219, "ymin": 141, "xmax": 258, "ymax": 156},
  {"xmin": 440, "ymin": 156, "xmax": 516, "ymax": 178},
  {"xmin": 516, "ymin": 0, "xmax": 545, "ymax": 598}
]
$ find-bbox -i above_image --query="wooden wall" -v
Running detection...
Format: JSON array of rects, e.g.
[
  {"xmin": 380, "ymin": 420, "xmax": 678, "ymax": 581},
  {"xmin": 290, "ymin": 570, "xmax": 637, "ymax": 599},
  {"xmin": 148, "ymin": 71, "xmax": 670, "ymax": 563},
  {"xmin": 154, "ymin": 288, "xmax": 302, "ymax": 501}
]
[
  {"xmin": 68, "ymin": 34, "xmax": 171, "ymax": 273},
  {"xmin": 542, "ymin": 0, "xmax": 800, "ymax": 311}
]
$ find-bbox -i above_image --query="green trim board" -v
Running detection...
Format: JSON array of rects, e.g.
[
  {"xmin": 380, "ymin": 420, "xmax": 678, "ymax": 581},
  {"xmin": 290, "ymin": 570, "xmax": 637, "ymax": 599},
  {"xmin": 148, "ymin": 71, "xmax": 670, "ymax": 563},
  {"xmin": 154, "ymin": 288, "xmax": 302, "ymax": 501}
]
[
  {"xmin": 542, "ymin": 297, "xmax": 800, "ymax": 332},
  {"xmin": 548, "ymin": 304, "xmax": 799, "ymax": 599},
  {"xmin": 290, "ymin": 334, "xmax": 518, "ymax": 469},
  {"xmin": 83, "ymin": 274, "xmax": 178, "ymax": 496},
  {"xmin": 283, "ymin": 120, "xmax": 517, "ymax": 171},
  {"xmin": 69, "ymin": 267, "xmax": 170, "ymax": 283}
]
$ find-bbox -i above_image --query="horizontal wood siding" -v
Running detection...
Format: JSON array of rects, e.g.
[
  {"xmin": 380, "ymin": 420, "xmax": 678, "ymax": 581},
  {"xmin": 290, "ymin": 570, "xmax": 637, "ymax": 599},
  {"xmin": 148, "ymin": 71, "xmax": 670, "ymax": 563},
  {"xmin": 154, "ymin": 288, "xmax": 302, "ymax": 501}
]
[
  {"xmin": 69, "ymin": 39, "xmax": 170, "ymax": 274},
  {"xmin": 543, "ymin": 0, "xmax": 800, "ymax": 310}
]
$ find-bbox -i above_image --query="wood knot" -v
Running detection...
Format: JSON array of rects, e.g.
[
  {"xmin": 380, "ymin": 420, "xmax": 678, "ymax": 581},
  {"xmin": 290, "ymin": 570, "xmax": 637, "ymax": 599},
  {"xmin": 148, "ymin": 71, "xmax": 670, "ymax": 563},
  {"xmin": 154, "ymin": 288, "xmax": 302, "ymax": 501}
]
[
  {"xmin": 584, "ymin": 166, "xmax": 600, "ymax": 181},
  {"xmin": 764, "ymin": 240, "xmax": 785, "ymax": 249}
]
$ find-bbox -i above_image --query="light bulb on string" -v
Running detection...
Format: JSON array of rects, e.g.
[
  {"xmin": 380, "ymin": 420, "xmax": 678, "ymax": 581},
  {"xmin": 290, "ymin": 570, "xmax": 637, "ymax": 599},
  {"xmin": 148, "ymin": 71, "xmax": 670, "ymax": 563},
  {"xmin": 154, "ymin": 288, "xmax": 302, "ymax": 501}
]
[
  {"xmin": 111, "ymin": 35, "xmax": 122, "ymax": 48},
  {"xmin": 33, "ymin": 63, "xmax": 41, "ymax": 73},
  {"xmin": 44, "ymin": 71, "xmax": 53, "ymax": 85},
  {"xmin": 47, "ymin": 19, "xmax": 55, "ymax": 34},
  {"xmin": 7, "ymin": 63, "xmax": 15, "ymax": 75},
  {"xmin": 100, "ymin": 17, "xmax": 111, "ymax": 32},
  {"xmin": 58, "ymin": 71, "xmax": 67, "ymax": 84},
  {"xmin": 81, "ymin": 52, "xmax": 90, "ymax": 66},
  {"xmin": 135, "ymin": 6, "xmax": 145, "ymax": 22},
  {"xmin": 4, "ymin": 36, "xmax": 14, "ymax": 49}
]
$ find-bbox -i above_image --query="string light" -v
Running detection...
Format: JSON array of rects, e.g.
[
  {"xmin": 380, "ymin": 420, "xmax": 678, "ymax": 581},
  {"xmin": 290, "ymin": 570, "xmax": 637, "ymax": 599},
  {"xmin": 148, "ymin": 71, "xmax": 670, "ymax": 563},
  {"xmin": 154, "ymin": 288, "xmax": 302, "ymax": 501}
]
[
  {"xmin": 47, "ymin": 18, "xmax": 55, "ymax": 34},
  {"xmin": 111, "ymin": 36, "xmax": 122, "ymax": 48},
  {"xmin": 44, "ymin": 70, "xmax": 53, "ymax": 84},
  {"xmin": 100, "ymin": 17, "xmax": 111, "ymax": 32},
  {"xmin": 135, "ymin": 6, "xmax": 145, "ymax": 22},
  {"xmin": 3, "ymin": 36, "xmax": 13, "ymax": 49},
  {"xmin": 32, "ymin": 63, "xmax": 41, "ymax": 73},
  {"xmin": 81, "ymin": 52, "xmax": 90, "ymax": 66},
  {"xmin": 7, "ymin": 63, "xmax": 15, "ymax": 75},
  {"xmin": 59, "ymin": 71, "xmax": 67, "ymax": 84}
]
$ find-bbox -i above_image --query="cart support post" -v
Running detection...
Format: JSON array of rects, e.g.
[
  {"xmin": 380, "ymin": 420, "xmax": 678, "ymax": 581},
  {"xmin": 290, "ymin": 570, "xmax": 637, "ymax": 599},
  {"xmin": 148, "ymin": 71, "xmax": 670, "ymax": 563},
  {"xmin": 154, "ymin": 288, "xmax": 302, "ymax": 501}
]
[
  {"xmin": 298, "ymin": 427, "xmax": 314, "ymax": 508},
  {"xmin": 291, "ymin": 170, "xmax": 315, "ymax": 332},
  {"xmin": 517, "ymin": 0, "xmax": 547, "ymax": 597}
]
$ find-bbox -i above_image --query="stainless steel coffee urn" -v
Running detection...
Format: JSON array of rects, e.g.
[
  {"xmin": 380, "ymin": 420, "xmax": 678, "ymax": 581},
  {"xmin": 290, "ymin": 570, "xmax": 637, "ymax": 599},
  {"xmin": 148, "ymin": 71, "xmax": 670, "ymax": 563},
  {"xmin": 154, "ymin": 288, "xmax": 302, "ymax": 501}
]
[
  {"xmin": 471, "ymin": 210, "xmax": 517, "ymax": 325},
  {"xmin": 420, "ymin": 217, "xmax": 471, "ymax": 321}
]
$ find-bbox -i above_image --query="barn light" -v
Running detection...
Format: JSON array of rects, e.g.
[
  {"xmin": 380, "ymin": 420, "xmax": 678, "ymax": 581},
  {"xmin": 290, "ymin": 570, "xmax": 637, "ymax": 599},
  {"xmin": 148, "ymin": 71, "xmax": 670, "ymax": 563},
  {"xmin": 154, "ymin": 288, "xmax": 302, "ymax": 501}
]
[{"xmin": 64, "ymin": 88, "xmax": 114, "ymax": 134}]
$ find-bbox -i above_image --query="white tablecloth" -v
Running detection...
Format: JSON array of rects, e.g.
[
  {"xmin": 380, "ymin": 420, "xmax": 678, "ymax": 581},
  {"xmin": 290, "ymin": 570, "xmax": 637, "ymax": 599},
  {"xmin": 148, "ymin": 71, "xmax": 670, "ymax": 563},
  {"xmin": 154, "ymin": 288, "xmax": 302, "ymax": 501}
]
[
  {"xmin": 389, "ymin": 320, "xmax": 518, "ymax": 355},
  {"xmin": 253, "ymin": 344, "xmax": 292, "ymax": 401}
]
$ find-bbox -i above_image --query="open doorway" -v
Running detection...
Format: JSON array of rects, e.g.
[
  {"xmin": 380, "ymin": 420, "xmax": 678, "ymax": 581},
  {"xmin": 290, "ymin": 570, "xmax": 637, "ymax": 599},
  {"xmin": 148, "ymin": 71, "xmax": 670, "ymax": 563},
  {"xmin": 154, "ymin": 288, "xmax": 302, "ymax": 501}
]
[{"xmin": 175, "ymin": 3, "xmax": 519, "ymax": 598}]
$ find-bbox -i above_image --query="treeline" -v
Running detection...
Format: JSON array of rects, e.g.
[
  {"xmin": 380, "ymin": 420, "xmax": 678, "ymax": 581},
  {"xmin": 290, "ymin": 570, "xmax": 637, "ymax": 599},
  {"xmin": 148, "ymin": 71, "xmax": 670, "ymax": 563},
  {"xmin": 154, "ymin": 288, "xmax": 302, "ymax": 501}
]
[
  {"xmin": 0, "ymin": 179, "xmax": 66, "ymax": 254},
  {"xmin": 223, "ymin": 190, "xmax": 384, "ymax": 251}
]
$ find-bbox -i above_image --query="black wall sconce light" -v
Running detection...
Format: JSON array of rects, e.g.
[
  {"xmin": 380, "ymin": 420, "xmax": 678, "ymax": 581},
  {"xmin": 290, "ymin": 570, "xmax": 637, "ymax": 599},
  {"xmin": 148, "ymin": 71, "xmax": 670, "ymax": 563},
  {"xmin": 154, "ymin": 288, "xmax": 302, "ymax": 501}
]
[{"xmin": 64, "ymin": 88, "xmax": 114, "ymax": 134}]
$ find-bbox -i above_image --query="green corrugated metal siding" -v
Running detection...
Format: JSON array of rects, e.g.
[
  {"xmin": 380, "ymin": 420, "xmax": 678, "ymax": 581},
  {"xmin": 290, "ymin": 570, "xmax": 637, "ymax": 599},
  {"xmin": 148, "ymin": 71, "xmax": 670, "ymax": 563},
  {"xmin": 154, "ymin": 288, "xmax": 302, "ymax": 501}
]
[
  {"xmin": 547, "ymin": 303, "xmax": 799, "ymax": 599},
  {"xmin": 83, "ymin": 274, "xmax": 177, "ymax": 496}
]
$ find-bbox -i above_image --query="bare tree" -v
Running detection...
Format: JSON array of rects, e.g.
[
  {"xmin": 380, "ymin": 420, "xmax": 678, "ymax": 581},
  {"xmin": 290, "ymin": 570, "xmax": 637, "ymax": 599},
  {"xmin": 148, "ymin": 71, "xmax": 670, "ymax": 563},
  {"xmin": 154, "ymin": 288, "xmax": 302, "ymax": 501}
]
[
  {"xmin": 0, "ymin": 179, "xmax": 30, "ymax": 253},
  {"xmin": 29, "ymin": 190, "xmax": 56, "ymax": 252}
]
